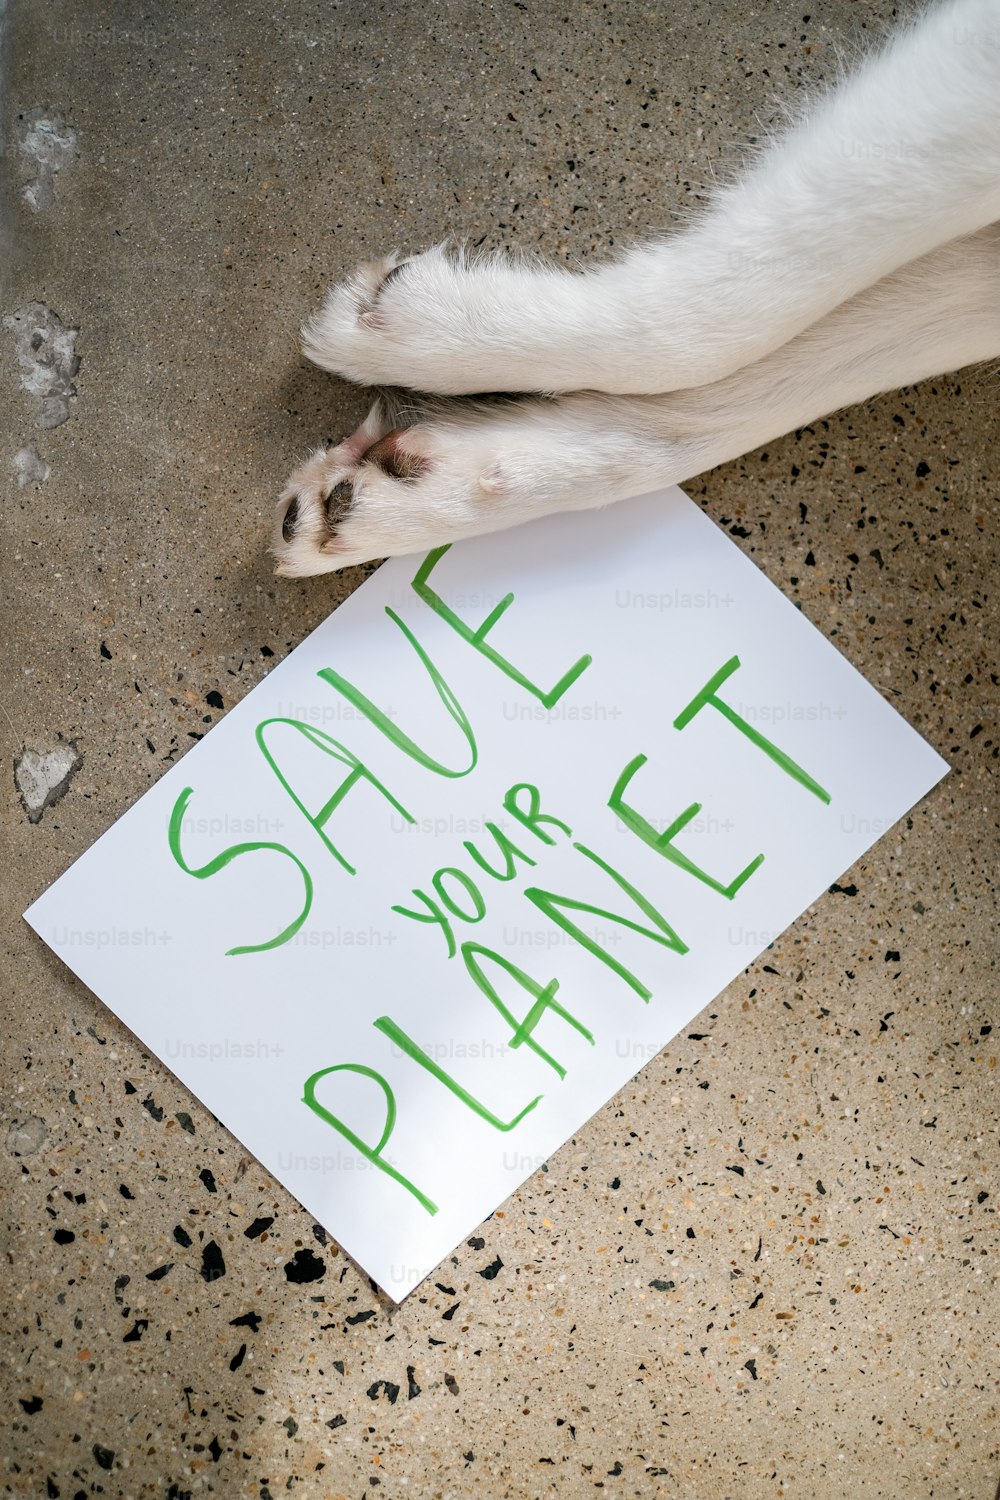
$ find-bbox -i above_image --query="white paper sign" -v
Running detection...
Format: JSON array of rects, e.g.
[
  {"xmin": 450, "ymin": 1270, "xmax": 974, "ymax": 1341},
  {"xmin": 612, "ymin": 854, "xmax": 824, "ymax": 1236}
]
[{"xmin": 24, "ymin": 488, "xmax": 947, "ymax": 1299}]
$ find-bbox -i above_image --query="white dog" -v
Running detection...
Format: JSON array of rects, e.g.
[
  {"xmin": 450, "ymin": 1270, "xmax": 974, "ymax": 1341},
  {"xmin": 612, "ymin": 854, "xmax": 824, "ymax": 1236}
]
[{"xmin": 275, "ymin": 0, "xmax": 1000, "ymax": 577}]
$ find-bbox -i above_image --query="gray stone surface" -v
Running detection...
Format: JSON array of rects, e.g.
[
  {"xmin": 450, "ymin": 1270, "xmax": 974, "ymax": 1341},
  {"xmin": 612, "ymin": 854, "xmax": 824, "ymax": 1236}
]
[{"xmin": 2, "ymin": 1, "xmax": 997, "ymax": 1495}]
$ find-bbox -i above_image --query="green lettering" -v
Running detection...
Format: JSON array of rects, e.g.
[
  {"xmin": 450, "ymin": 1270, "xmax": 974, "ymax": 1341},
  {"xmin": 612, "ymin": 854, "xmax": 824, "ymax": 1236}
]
[
  {"xmin": 462, "ymin": 942, "xmax": 594, "ymax": 1079},
  {"xmin": 674, "ymin": 656, "xmax": 831, "ymax": 805},
  {"xmin": 432, "ymin": 867, "xmax": 487, "ymax": 924},
  {"xmin": 524, "ymin": 841, "xmax": 688, "ymax": 1001},
  {"xmin": 317, "ymin": 606, "xmax": 477, "ymax": 777},
  {"xmin": 503, "ymin": 782, "xmax": 573, "ymax": 846},
  {"xmin": 610, "ymin": 754, "xmax": 764, "ymax": 899},
  {"xmin": 374, "ymin": 1016, "xmax": 541, "ymax": 1131},
  {"xmin": 391, "ymin": 888, "xmax": 456, "ymax": 957},
  {"xmin": 167, "ymin": 787, "xmax": 313, "ymax": 956},
  {"xmin": 302, "ymin": 1063, "xmax": 437, "ymax": 1215},
  {"xmin": 464, "ymin": 822, "xmax": 538, "ymax": 882},
  {"xmin": 411, "ymin": 547, "xmax": 592, "ymax": 707},
  {"xmin": 256, "ymin": 718, "xmax": 414, "ymax": 875}
]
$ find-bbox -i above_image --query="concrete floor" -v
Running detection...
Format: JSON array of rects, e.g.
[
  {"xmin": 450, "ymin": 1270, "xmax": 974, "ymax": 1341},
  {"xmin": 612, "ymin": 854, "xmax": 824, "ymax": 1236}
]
[{"xmin": 2, "ymin": 0, "xmax": 998, "ymax": 1495}]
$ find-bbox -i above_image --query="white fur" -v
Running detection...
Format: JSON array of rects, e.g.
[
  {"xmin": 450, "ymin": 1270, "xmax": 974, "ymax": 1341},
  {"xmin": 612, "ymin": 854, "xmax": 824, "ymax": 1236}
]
[{"xmin": 275, "ymin": 0, "xmax": 1000, "ymax": 576}]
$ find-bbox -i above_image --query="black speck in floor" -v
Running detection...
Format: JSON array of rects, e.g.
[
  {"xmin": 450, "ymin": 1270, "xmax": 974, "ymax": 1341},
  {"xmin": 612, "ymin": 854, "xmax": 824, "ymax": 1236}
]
[
  {"xmin": 346, "ymin": 1309, "xmax": 376, "ymax": 1326},
  {"xmin": 199, "ymin": 1168, "xmax": 217, "ymax": 1193},
  {"xmin": 113, "ymin": 1274, "xmax": 130, "ymax": 1305},
  {"xmin": 442, "ymin": 1302, "xmax": 460, "ymax": 1320},
  {"xmin": 119, "ymin": 1183, "xmax": 134, "ymax": 1200},
  {"xmin": 407, "ymin": 1365, "xmax": 421, "ymax": 1399},
  {"xmin": 326, "ymin": 1413, "xmax": 346, "ymax": 1429},
  {"xmin": 146, "ymin": 1263, "xmax": 173, "ymax": 1281},
  {"xmin": 435, "ymin": 1282, "xmax": 456, "ymax": 1295},
  {"xmin": 123, "ymin": 1079, "xmax": 137, "ymax": 1095},
  {"xmin": 479, "ymin": 1256, "xmax": 503, "ymax": 1281},
  {"xmin": 744, "ymin": 1358, "xmax": 758, "ymax": 1380},
  {"xmin": 284, "ymin": 1247, "xmax": 325, "ymax": 1284},
  {"xmin": 175, "ymin": 1112, "xmax": 195, "ymax": 1134},
  {"xmin": 230, "ymin": 1310, "xmax": 262, "ymax": 1332},
  {"xmin": 200, "ymin": 1241, "xmax": 226, "ymax": 1281},
  {"xmin": 467, "ymin": 1235, "xmax": 485, "ymax": 1250},
  {"xmin": 19, "ymin": 1395, "xmax": 42, "ymax": 1414},
  {"xmin": 366, "ymin": 1380, "xmax": 399, "ymax": 1404},
  {"xmin": 829, "ymin": 882, "xmax": 858, "ymax": 896},
  {"xmin": 444, "ymin": 1372, "xmax": 459, "ymax": 1395},
  {"xmin": 123, "ymin": 1318, "xmax": 148, "ymax": 1342},
  {"xmin": 244, "ymin": 1215, "xmax": 274, "ymax": 1239},
  {"xmin": 173, "ymin": 1225, "xmax": 192, "ymax": 1248},
  {"xmin": 100, "ymin": 642, "xmax": 112, "ymax": 660},
  {"xmin": 142, "ymin": 1095, "xmax": 164, "ymax": 1122},
  {"xmin": 208, "ymin": 1436, "xmax": 222, "ymax": 1462},
  {"xmin": 649, "ymin": 1278, "xmax": 675, "ymax": 1292},
  {"xmin": 92, "ymin": 1444, "xmax": 115, "ymax": 1470},
  {"xmin": 206, "ymin": 690, "xmax": 224, "ymax": 710},
  {"xmin": 53, "ymin": 1228, "xmax": 74, "ymax": 1245},
  {"xmin": 311, "ymin": 1222, "xmax": 327, "ymax": 1245},
  {"xmin": 230, "ymin": 1342, "xmax": 247, "ymax": 1371}
]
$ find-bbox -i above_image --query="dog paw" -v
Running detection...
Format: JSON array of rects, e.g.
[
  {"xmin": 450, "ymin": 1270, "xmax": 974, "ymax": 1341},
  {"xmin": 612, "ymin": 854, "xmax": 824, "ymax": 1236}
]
[
  {"xmin": 274, "ymin": 400, "xmax": 427, "ymax": 576},
  {"xmin": 274, "ymin": 394, "xmax": 669, "ymax": 578},
  {"xmin": 299, "ymin": 245, "xmax": 595, "ymax": 395},
  {"xmin": 274, "ymin": 402, "xmax": 505, "ymax": 577},
  {"xmin": 299, "ymin": 244, "xmax": 479, "ymax": 393}
]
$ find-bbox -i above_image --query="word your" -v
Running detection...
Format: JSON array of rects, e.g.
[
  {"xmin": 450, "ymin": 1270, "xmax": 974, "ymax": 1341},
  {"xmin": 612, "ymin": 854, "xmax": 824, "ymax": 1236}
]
[{"xmin": 168, "ymin": 546, "xmax": 831, "ymax": 1219}]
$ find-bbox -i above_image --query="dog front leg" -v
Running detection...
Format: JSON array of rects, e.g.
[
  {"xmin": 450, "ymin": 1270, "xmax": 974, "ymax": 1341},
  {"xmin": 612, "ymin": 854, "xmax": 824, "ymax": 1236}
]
[
  {"xmin": 276, "ymin": 227, "xmax": 1000, "ymax": 575},
  {"xmin": 298, "ymin": 0, "xmax": 1000, "ymax": 397}
]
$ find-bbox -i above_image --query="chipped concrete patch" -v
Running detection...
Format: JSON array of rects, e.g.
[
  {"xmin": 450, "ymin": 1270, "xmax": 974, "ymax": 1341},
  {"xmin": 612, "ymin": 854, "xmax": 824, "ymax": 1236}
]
[
  {"xmin": 3, "ymin": 302, "xmax": 80, "ymax": 427},
  {"xmin": 5, "ymin": 1115, "xmax": 48, "ymax": 1156},
  {"xmin": 17, "ymin": 106, "xmax": 78, "ymax": 210},
  {"xmin": 12, "ymin": 443, "xmax": 49, "ymax": 487},
  {"xmin": 14, "ymin": 739, "xmax": 82, "ymax": 823}
]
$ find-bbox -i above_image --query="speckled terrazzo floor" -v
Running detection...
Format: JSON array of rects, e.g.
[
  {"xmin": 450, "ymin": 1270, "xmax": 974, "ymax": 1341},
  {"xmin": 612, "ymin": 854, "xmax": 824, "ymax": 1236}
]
[{"xmin": 2, "ymin": 0, "xmax": 998, "ymax": 1495}]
